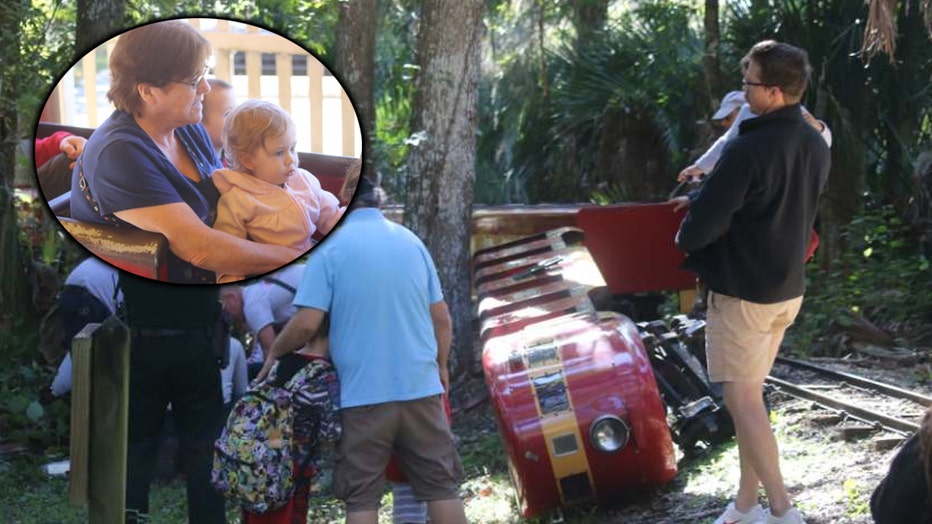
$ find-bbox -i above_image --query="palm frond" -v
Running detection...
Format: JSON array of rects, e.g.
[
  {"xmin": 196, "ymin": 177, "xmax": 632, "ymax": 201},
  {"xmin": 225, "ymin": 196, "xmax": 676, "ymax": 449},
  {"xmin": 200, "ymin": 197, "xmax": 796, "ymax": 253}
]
[{"xmin": 861, "ymin": 0, "xmax": 898, "ymax": 62}]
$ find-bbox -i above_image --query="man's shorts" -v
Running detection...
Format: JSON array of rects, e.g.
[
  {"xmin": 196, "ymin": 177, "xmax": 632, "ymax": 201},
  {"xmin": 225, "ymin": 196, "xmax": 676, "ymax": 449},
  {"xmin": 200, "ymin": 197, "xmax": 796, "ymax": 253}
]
[
  {"xmin": 333, "ymin": 395, "xmax": 463, "ymax": 513},
  {"xmin": 705, "ymin": 291, "xmax": 803, "ymax": 383}
]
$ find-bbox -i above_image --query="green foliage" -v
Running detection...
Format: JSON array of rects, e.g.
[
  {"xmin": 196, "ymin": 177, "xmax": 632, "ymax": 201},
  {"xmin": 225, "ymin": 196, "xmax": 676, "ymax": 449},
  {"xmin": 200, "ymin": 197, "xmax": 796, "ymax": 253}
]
[
  {"xmin": 458, "ymin": 430, "xmax": 509, "ymax": 476},
  {"xmin": 125, "ymin": 1, "xmax": 339, "ymax": 59},
  {"xmin": 0, "ymin": 453, "xmax": 88, "ymax": 523},
  {"xmin": 0, "ymin": 360, "xmax": 69, "ymax": 451},
  {"xmin": 724, "ymin": 0, "xmax": 932, "ymax": 210},
  {"xmin": 0, "ymin": 453, "xmax": 246, "ymax": 522},
  {"xmin": 475, "ymin": 0, "xmax": 932, "ymax": 207},
  {"xmin": 589, "ymin": 181, "xmax": 632, "ymax": 205},
  {"xmin": 791, "ymin": 204, "xmax": 932, "ymax": 353},
  {"xmin": 372, "ymin": 0, "xmax": 420, "ymax": 199},
  {"xmin": 843, "ymin": 477, "xmax": 871, "ymax": 517},
  {"xmin": 14, "ymin": 190, "xmax": 81, "ymax": 270},
  {"xmin": 478, "ymin": 0, "xmax": 705, "ymax": 204}
]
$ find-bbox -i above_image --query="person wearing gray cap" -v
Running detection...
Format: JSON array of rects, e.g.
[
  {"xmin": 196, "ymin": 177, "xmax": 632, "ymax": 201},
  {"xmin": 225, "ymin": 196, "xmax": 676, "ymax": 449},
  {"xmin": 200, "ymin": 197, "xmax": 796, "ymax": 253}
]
[
  {"xmin": 712, "ymin": 90, "xmax": 747, "ymax": 128},
  {"xmin": 677, "ymin": 90, "xmax": 832, "ymax": 184}
]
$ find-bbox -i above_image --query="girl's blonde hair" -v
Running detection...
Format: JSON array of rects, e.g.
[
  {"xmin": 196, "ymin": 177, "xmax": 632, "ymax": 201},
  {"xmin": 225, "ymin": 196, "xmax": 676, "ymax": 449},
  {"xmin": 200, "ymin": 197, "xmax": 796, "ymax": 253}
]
[{"xmin": 222, "ymin": 99, "xmax": 294, "ymax": 171}]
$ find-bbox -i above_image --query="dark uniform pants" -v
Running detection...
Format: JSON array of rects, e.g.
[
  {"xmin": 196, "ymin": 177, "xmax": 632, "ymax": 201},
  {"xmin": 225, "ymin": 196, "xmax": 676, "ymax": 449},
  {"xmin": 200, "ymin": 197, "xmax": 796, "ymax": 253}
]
[{"xmin": 125, "ymin": 333, "xmax": 225, "ymax": 524}]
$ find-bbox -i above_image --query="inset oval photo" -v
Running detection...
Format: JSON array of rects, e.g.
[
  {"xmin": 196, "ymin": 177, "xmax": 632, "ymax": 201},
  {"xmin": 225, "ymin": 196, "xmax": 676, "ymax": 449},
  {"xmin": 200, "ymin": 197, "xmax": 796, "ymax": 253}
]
[{"xmin": 36, "ymin": 18, "xmax": 362, "ymax": 284}]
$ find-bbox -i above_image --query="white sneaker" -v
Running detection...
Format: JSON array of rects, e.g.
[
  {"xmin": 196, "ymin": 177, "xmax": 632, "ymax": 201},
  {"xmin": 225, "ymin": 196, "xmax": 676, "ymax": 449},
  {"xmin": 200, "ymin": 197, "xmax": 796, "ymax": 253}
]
[
  {"xmin": 765, "ymin": 507, "xmax": 806, "ymax": 524},
  {"xmin": 714, "ymin": 501, "xmax": 766, "ymax": 524}
]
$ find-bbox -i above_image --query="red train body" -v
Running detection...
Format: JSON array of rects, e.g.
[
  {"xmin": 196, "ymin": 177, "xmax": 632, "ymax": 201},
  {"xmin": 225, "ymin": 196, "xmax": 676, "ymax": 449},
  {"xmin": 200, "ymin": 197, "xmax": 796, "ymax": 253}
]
[
  {"xmin": 483, "ymin": 312, "xmax": 677, "ymax": 517},
  {"xmin": 475, "ymin": 223, "xmax": 680, "ymax": 517}
]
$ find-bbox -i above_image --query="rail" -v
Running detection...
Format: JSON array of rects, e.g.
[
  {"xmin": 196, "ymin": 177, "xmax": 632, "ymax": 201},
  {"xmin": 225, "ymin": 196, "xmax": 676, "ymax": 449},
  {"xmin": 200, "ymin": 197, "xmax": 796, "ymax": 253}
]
[
  {"xmin": 775, "ymin": 356, "xmax": 932, "ymax": 407},
  {"xmin": 767, "ymin": 359, "xmax": 930, "ymax": 436},
  {"xmin": 765, "ymin": 376, "xmax": 919, "ymax": 435}
]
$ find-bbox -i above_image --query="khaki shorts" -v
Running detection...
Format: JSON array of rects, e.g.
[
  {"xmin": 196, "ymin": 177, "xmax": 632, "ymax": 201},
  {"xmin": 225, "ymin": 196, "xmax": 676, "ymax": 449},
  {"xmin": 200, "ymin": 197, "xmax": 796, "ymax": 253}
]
[
  {"xmin": 705, "ymin": 292, "xmax": 803, "ymax": 383},
  {"xmin": 333, "ymin": 395, "xmax": 463, "ymax": 512}
]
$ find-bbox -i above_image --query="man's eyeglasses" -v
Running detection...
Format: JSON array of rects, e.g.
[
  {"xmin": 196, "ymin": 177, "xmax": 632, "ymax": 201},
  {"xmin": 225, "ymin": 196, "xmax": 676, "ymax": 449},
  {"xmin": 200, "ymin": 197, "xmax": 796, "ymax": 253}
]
[
  {"xmin": 171, "ymin": 67, "xmax": 210, "ymax": 89},
  {"xmin": 742, "ymin": 79, "xmax": 774, "ymax": 88}
]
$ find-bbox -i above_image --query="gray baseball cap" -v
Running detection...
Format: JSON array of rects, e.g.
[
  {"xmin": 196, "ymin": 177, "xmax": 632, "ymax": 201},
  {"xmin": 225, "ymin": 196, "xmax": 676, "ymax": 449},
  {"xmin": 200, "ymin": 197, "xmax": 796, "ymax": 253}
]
[{"xmin": 712, "ymin": 90, "xmax": 746, "ymax": 120}]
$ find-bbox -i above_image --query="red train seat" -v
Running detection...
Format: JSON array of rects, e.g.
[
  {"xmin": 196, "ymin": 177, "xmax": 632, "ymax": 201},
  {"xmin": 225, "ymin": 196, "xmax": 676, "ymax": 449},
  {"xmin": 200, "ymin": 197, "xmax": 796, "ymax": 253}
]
[{"xmin": 576, "ymin": 203, "xmax": 695, "ymax": 294}]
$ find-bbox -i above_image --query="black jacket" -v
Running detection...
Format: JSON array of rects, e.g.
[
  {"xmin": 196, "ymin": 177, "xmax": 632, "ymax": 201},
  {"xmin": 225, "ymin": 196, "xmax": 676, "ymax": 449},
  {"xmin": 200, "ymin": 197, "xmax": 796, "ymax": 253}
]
[
  {"xmin": 676, "ymin": 104, "xmax": 830, "ymax": 304},
  {"xmin": 870, "ymin": 432, "xmax": 932, "ymax": 524}
]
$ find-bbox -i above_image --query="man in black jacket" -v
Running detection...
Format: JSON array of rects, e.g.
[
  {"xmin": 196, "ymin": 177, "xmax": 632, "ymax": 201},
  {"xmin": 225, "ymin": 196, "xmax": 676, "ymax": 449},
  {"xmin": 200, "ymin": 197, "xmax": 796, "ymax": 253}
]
[{"xmin": 676, "ymin": 41, "xmax": 830, "ymax": 524}]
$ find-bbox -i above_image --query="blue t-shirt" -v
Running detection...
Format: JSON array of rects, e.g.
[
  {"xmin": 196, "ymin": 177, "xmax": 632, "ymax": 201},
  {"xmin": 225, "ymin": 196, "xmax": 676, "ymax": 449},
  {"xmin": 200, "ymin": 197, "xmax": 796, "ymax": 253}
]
[
  {"xmin": 71, "ymin": 110, "xmax": 221, "ymax": 283},
  {"xmin": 294, "ymin": 208, "xmax": 445, "ymax": 408}
]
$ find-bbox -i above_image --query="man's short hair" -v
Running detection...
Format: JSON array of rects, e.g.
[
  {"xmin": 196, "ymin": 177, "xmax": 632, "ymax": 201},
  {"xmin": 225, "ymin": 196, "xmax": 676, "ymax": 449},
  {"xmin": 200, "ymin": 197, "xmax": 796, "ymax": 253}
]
[
  {"xmin": 741, "ymin": 40, "xmax": 811, "ymax": 104},
  {"xmin": 350, "ymin": 172, "xmax": 385, "ymax": 210}
]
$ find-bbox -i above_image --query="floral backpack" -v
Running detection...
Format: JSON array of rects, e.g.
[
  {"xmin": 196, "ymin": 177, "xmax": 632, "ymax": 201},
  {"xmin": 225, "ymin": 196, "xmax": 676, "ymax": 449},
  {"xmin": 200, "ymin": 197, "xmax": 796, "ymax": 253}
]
[{"xmin": 211, "ymin": 358, "xmax": 340, "ymax": 514}]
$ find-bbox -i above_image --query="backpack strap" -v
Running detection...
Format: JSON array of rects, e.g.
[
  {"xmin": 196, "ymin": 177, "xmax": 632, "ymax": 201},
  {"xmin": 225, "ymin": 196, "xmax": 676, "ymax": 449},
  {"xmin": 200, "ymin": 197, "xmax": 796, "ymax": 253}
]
[
  {"xmin": 284, "ymin": 360, "xmax": 332, "ymax": 478},
  {"xmin": 263, "ymin": 277, "xmax": 296, "ymax": 295},
  {"xmin": 286, "ymin": 359, "xmax": 341, "ymax": 446},
  {"xmin": 78, "ymin": 156, "xmax": 129, "ymax": 228}
]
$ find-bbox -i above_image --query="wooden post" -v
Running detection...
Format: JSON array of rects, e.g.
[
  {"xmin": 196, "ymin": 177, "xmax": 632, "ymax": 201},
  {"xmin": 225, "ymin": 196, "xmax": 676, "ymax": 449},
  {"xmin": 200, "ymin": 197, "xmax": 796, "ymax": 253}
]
[
  {"xmin": 341, "ymin": 89, "xmax": 356, "ymax": 156},
  {"xmin": 308, "ymin": 59, "xmax": 324, "ymax": 153},
  {"xmin": 246, "ymin": 50, "xmax": 262, "ymax": 98},
  {"xmin": 68, "ymin": 316, "xmax": 131, "ymax": 523},
  {"xmin": 82, "ymin": 52, "xmax": 98, "ymax": 126},
  {"xmin": 276, "ymin": 53, "xmax": 292, "ymax": 113},
  {"xmin": 68, "ymin": 324, "xmax": 94, "ymax": 506}
]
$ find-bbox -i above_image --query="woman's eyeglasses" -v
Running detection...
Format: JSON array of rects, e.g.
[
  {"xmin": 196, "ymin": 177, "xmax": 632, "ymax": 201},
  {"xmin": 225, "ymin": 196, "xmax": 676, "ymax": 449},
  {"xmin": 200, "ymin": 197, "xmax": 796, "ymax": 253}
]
[{"xmin": 172, "ymin": 67, "xmax": 210, "ymax": 89}]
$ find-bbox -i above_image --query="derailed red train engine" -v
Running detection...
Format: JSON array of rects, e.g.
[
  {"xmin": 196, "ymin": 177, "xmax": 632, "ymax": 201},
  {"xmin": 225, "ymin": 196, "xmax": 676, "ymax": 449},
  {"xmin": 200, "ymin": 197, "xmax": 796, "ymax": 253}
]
[{"xmin": 473, "ymin": 204, "xmax": 732, "ymax": 518}]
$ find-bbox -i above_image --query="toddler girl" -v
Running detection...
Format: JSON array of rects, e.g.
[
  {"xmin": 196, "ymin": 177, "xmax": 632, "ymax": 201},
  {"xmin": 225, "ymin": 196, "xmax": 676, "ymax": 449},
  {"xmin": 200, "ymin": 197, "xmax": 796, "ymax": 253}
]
[{"xmin": 212, "ymin": 99, "xmax": 343, "ymax": 282}]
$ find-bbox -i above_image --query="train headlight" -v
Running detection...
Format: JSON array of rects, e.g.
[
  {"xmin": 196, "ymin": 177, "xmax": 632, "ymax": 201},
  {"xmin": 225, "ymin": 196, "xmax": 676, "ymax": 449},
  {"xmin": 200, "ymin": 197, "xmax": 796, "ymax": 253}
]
[{"xmin": 589, "ymin": 415, "xmax": 630, "ymax": 453}]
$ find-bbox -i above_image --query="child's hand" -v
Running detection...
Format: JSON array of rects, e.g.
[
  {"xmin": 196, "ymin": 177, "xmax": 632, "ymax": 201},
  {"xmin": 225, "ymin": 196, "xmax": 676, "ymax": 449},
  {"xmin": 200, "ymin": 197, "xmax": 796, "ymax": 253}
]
[
  {"xmin": 801, "ymin": 109, "xmax": 825, "ymax": 133},
  {"xmin": 59, "ymin": 135, "xmax": 87, "ymax": 159},
  {"xmin": 677, "ymin": 165, "xmax": 704, "ymax": 184},
  {"xmin": 254, "ymin": 357, "xmax": 276, "ymax": 384},
  {"xmin": 668, "ymin": 195, "xmax": 691, "ymax": 212},
  {"xmin": 60, "ymin": 135, "xmax": 87, "ymax": 169}
]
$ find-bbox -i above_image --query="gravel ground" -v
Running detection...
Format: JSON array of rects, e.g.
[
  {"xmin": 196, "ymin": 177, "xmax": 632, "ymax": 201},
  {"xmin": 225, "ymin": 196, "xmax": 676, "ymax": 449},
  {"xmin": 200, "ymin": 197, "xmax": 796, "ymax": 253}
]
[{"xmin": 452, "ymin": 354, "xmax": 930, "ymax": 523}]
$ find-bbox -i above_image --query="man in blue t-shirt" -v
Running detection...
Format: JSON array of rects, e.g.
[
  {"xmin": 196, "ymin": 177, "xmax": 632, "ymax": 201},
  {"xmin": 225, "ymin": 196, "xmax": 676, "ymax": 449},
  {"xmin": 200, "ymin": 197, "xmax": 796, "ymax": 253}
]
[{"xmin": 262, "ymin": 175, "xmax": 467, "ymax": 524}]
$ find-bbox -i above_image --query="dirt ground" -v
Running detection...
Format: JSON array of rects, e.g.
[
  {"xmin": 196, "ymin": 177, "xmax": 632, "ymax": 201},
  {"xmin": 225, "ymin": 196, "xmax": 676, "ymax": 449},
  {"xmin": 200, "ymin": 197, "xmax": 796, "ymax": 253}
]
[{"xmin": 451, "ymin": 356, "xmax": 928, "ymax": 523}]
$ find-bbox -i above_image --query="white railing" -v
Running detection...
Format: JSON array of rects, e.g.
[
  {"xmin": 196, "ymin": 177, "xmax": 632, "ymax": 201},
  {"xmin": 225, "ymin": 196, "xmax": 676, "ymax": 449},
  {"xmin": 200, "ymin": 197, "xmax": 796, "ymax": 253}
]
[{"xmin": 50, "ymin": 18, "xmax": 360, "ymax": 157}]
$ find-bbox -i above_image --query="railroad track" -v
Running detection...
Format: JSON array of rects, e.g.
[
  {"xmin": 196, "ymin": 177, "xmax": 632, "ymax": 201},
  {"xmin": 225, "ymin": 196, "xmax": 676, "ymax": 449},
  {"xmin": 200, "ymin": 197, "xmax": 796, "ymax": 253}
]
[{"xmin": 767, "ymin": 356, "xmax": 931, "ymax": 436}]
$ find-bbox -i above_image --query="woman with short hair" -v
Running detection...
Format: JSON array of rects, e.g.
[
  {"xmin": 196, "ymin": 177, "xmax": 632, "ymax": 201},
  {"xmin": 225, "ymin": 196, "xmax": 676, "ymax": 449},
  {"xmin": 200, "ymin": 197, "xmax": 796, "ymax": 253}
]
[{"xmin": 70, "ymin": 20, "xmax": 299, "ymax": 283}]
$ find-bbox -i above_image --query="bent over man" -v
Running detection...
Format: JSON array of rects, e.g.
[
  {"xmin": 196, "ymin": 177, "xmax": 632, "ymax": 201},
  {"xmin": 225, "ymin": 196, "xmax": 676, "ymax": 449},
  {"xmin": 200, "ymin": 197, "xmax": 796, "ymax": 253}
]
[
  {"xmin": 676, "ymin": 40, "xmax": 830, "ymax": 524},
  {"xmin": 264, "ymin": 175, "xmax": 467, "ymax": 524}
]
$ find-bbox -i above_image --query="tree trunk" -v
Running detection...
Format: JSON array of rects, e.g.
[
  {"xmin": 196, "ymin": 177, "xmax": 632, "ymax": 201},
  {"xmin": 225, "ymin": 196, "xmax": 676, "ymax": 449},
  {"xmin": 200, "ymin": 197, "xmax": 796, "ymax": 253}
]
[
  {"xmin": 819, "ymin": 153, "xmax": 864, "ymax": 269},
  {"xmin": 597, "ymin": 109, "xmax": 669, "ymax": 202},
  {"xmin": 536, "ymin": 0, "xmax": 549, "ymax": 100},
  {"xmin": 571, "ymin": 0, "xmax": 609, "ymax": 37},
  {"xmin": 335, "ymin": 0, "xmax": 377, "ymax": 180},
  {"xmin": 702, "ymin": 0, "xmax": 722, "ymax": 104},
  {"xmin": 75, "ymin": 0, "xmax": 127, "ymax": 59},
  {"xmin": 404, "ymin": 0, "xmax": 484, "ymax": 376},
  {"xmin": 0, "ymin": 1, "xmax": 31, "ymax": 329}
]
